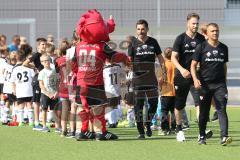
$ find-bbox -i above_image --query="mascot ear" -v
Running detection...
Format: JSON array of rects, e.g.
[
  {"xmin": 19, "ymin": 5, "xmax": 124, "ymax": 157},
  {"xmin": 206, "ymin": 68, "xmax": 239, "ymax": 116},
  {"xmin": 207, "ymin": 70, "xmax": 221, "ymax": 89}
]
[
  {"xmin": 107, "ymin": 18, "xmax": 115, "ymax": 33},
  {"xmin": 76, "ymin": 16, "xmax": 85, "ymax": 38}
]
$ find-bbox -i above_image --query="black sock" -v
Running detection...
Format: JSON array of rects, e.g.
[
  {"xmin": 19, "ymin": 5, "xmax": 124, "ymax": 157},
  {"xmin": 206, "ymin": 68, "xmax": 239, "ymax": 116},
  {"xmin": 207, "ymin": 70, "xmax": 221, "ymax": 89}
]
[{"xmin": 177, "ymin": 125, "xmax": 182, "ymax": 131}]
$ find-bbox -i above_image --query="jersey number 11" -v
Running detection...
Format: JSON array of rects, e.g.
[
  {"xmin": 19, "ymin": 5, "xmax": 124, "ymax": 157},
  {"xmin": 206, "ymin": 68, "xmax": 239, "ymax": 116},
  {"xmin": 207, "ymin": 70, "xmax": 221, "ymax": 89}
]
[{"xmin": 109, "ymin": 73, "xmax": 118, "ymax": 85}]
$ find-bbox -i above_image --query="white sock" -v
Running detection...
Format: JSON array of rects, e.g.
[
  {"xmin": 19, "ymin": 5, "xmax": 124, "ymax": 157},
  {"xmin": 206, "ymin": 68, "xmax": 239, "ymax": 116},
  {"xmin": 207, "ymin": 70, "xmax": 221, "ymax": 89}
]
[
  {"xmin": 0, "ymin": 105, "xmax": 3, "ymax": 120},
  {"xmin": 1, "ymin": 106, "xmax": 9, "ymax": 123},
  {"xmin": 27, "ymin": 109, "xmax": 34, "ymax": 123},
  {"xmin": 110, "ymin": 109, "xmax": 118, "ymax": 124},
  {"xmin": 14, "ymin": 108, "xmax": 18, "ymax": 122},
  {"xmin": 117, "ymin": 105, "xmax": 123, "ymax": 120},
  {"xmin": 24, "ymin": 108, "xmax": 28, "ymax": 119},
  {"xmin": 12, "ymin": 104, "xmax": 16, "ymax": 117},
  {"xmin": 47, "ymin": 110, "xmax": 54, "ymax": 122},
  {"xmin": 34, "ymin": 121, "xmax": 39, "ymax": 126},
  {"xmin": 17, "ymin": 109, "xmax": 24, "ymax": 123}
]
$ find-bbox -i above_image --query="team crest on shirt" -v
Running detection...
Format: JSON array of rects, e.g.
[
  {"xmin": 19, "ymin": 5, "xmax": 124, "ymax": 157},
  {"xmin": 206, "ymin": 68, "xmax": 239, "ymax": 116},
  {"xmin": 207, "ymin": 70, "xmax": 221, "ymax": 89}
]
[
  {"xmin": 206, "ymin": 52, "xmax": 211, "ymax": 57},
  {"xmin": 185, "ymin": 44, "xmax": 189, "ymax": 48},
  {"xmin": 136, "ymin": 47, "xmax": 141, "ymax": 52},
  {"xmin": 142, "ymin": 45, "xmax": 148, "ymax": 50},
  {"xmin": 190, "ymin": 41, "xmax": 197, "ymax": 47},
  {"xmin": 213, "ymin": 50, "xmax": 218, "ymax": 56},
  {"xmin": 200, "ymin": 96, "xmax": 203, "ymax": 100}
]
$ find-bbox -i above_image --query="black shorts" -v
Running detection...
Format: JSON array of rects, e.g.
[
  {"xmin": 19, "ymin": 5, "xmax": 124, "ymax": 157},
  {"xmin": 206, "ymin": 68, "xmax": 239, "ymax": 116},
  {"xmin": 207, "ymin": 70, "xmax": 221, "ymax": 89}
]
[
  {"xmin": 32, "ymin": 86, "xmax": 41, "ymax": 103},
  {"xmin": 17, "ymin": 97, "xmax": 32, "ymax": 105},
  {"xmin": 6, "ymin": 94, "xmax": 16, "ymax": 103},
  {"xmin": 76, "ymin": 85, "xmax": 107, "ymax": 106},
  {"xmin": 107, "ymin": 96, "xmax": 121, "ymax": 107},
  {"xmin": 40, "ymin": 94, "xmax": 58, "ymax": 111},
  {"xmin": 0, "ymin": 84, "xmax": 3, "ymax": 94},
  {"xmin": 124, "ymin": 92, "xmax": 134, "ymax": 106},
  {"xmin": 190, "ymin": 85, "xmax": 200, "ymax": 107},
  {"xmin": 161, "ymin": 96, "xmax": 175, "ymax": 113},
  {"xmin": 174, "ymin": 74, "xmax": 192, "ymax": 110}
]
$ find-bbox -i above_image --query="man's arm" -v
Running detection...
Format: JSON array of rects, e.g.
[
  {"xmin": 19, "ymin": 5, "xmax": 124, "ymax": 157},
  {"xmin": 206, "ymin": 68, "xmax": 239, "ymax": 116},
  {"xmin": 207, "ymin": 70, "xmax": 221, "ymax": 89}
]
[
  {"xmin": 224, "ymin": 63, "xmax": 227, "ymax": 81},
  {"xmin": 171, "ymin": 51, "xmax": 191, "ymax": 78},
  {"xmin": 157, "ymin": 54, "xmax": 166, "ymax": 85},
  {"xmin": 23, "ymin": 57, "xmax": 35, "ymax": 69},
  {"xmin": 191, "ymin": 60, "xmax": 201, "ymax": 89}
]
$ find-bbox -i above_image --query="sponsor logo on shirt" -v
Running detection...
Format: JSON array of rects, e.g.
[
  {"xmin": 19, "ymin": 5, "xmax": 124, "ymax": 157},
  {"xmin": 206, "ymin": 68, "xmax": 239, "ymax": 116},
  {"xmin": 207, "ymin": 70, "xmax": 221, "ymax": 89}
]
[
  {"xmin": 205, "ymin": 58, "xmax": 224, "ymax": 62},
  {"xmin": 136, "ymin": 51, "xmax": 155, "ymax": 55},
  {"xmin": 184, "ymin": 49, "xmax": 195, "ymax": 53},
  {"xmin": 79, "ymin": 66, "xmax": 97, "ymax": 71}
]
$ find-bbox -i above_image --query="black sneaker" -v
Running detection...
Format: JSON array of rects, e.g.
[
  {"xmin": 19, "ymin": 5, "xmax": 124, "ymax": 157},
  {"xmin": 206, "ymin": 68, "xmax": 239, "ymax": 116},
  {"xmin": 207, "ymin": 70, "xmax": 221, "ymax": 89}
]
[
  {"xmin": 95, "ymin": 131, "xmax": 118, "ymax": 141},
  {"xmin": 137, "ymin": 134, "xmax": 145, "ymax": 139},
  {"xmin": 108, "ymin": 123, "xmax": 117, "ymax": 128},
  {"xmin": 66, "ymin": 131, "xmax": 75, "ymax": 138},
  {"xmin": 221, "ymin": 136, "xmax": 232, "ymax": 146},
  {"xmin": 182, "ymin": 124, "xmax": 190, "ymax": 131},
  {"xmin": 198, "ymin": 136, "xmax": 206, "ymax": 145},
  {"xmin": 206, "ymin": 130, "xmax": 213, "ymax": 139},
  {"xmin": 146, "ymin": 128, "xmax": 152, "ymax": 137},
  {"xmin": 75, "ymin": 131, "xmax": 96, "ymax": 141},
  {"xmin": 2, "ymin": 121, "xmax": 10, "ymax": 125},
  {"xmin": 60, "ymin": 131, "xmax": 68, "ymax": 137},
  {"xmin": 211, "ymin": 111, "xmax": 218, "ymax": 122}
]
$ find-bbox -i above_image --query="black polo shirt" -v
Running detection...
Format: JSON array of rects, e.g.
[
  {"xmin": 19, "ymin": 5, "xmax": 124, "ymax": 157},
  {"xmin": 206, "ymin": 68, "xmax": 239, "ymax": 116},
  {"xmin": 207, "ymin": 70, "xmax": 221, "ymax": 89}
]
[
  {"xmin": 173, "ymin": 32, "xmax": 205, "ymax": 74},
  {"xmin": 192, "ymin": 41, "xmax": 228, "ymax": 83},
  {"xmin": 128, "ymin": 36, "xmax": 162, "ymax": 87}
]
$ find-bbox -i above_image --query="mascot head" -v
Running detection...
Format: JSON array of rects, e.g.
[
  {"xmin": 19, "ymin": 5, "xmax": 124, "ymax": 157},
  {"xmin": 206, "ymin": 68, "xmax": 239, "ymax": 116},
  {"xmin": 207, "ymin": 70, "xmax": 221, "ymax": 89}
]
[{"xmin": 76, "ymin": 9, "xmax": 115, "ymax": 44}]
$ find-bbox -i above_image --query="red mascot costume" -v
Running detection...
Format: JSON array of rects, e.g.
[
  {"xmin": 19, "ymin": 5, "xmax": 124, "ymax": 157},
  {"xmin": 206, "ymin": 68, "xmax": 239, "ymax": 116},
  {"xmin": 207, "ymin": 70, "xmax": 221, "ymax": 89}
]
[{"xmin": 74, "ymin": 9, "xmax": 128, "ymax": 141}]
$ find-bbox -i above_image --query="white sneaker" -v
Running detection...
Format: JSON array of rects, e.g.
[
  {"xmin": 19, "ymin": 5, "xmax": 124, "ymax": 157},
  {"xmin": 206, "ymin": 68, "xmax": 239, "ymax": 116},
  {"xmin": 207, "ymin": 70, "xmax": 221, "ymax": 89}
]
[
  {"xmin": 177, "ymin": 131, "xmax": 186, "ymax": 142},
  {"xmin": 150, "ymin": 125, "xmax": 159, "ymax": 131}
]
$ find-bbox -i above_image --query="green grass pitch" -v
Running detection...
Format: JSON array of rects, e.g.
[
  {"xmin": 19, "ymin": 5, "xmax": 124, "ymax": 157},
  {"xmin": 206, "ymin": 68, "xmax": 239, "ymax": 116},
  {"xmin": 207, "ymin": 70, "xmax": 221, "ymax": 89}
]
[{"xmin": 0, "ymin": 107, "xmax": 240, "ymax": 160}]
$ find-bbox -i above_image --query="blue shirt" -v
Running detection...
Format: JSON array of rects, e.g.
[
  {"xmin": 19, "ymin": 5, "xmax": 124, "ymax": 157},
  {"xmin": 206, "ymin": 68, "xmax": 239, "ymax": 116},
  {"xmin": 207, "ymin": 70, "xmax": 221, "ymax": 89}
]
[{"xmin": 8, "ymin": 44, "xmax": 18, "ymax": 52}]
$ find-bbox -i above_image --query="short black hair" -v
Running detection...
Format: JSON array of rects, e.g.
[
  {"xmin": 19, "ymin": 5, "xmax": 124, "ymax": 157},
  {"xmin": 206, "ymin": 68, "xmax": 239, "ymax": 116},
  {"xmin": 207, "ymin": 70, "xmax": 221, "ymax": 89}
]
[
  {"xmin": 136, "ymin": 19, "xmax": 149, "ymax": 29},
  {"xmin": 36, "ymin": 37, "xmax": 47, "ymax": 43},
  {"xmin": 187, "ymin": 13, "xmax": 200, "ymax": 21}
]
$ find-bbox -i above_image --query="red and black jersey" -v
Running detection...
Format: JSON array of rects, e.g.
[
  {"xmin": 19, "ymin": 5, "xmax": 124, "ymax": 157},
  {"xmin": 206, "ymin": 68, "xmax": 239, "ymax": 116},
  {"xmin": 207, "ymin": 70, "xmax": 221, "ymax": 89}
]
[
  {"xmin": 74, "ymin": 41, "xmax": 128, "ymax": 86},
  {"xmin": 55, "ymin": 56, "xmax": 69, "ymax": 98}
]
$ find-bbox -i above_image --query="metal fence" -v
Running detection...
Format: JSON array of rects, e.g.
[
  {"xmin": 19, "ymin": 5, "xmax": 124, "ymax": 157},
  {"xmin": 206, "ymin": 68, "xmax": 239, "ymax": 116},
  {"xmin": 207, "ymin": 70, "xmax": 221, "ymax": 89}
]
[{"xmin": 0, "ymin": 0, "xmax": 239, "ymax": 104}]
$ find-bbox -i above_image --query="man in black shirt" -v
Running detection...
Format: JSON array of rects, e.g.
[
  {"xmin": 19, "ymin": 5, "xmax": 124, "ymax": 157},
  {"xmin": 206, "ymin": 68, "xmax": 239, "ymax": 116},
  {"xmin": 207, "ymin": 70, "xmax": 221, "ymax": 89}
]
[
  {"xmin": 191, "ymin": 23, "xmax": 232, "ymax": 146},
  {"xmin": 24, "ymin": 38, "xmax": 46, "ymax": 130},
  {"xmin": 171, "ymin": 13, "xmax": 206, "ymax": 142},
  {"xmin": 128, "ymin": 19, "xmax": 166, "ymax": 139}
]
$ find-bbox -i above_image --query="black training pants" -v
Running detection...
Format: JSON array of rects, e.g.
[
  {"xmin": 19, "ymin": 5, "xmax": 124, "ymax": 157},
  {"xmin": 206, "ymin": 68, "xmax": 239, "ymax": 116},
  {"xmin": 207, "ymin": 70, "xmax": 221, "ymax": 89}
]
[
  {"xmin": 134, "ymin": 86, "xmax": 158, "ymax": 135},
  {"xmin": 199, "ymin": 82, "xmax": 228, "ymax": 138}
]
